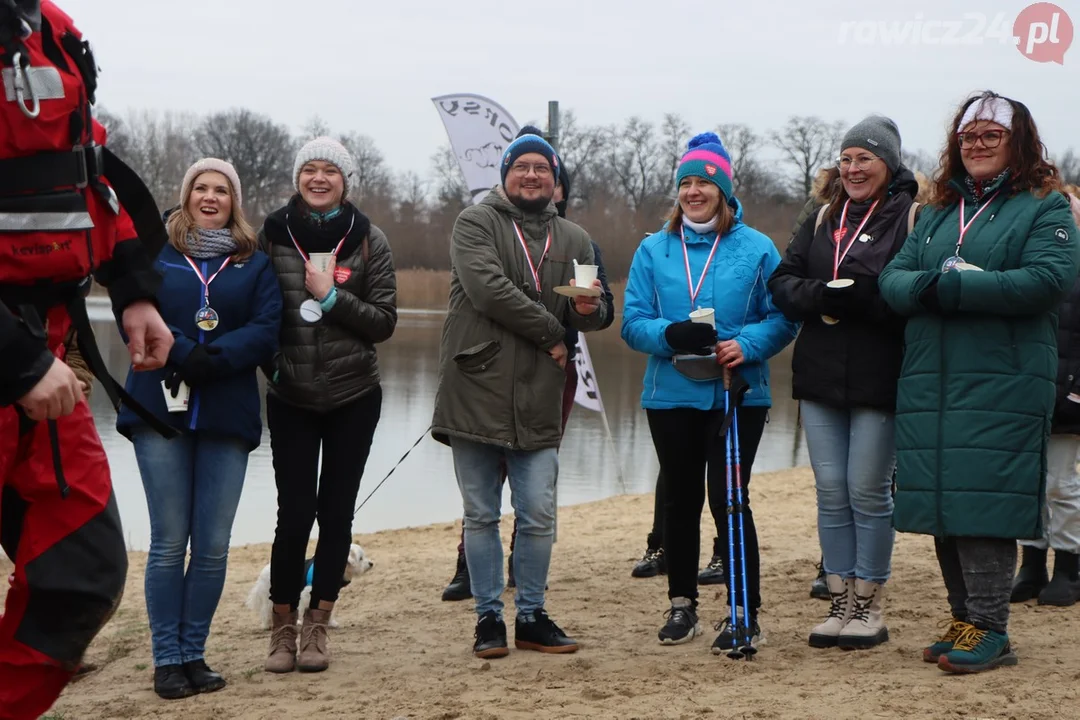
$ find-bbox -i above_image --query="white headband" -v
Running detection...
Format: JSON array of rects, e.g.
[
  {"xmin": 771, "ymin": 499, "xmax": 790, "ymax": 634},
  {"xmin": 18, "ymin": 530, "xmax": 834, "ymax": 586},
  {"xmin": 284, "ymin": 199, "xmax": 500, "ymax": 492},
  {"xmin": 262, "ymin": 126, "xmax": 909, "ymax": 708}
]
[{"xmin": 959, "ymin": 97, "xmax": 1014, "ymax": 132}]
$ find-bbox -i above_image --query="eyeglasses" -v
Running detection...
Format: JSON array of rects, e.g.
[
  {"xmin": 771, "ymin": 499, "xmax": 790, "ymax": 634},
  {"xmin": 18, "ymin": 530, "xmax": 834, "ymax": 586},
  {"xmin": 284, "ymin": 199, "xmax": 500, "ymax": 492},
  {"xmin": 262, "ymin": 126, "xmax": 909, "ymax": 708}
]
[
  {"xmin": 957, "ymin": 130, "xmax": 1009, "ymax": 149},
  {"xmin": 836, "ymin": 156, "xmax": 880, "ymax": 171},
  {"xmin": 510, "ymin": 162, "xmax": 553, "ymax": 177}
]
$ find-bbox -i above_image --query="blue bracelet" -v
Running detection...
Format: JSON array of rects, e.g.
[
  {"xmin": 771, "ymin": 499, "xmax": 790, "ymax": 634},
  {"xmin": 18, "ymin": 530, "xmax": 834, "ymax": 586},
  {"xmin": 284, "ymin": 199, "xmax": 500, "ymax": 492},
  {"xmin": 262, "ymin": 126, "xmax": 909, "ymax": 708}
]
[{"xmin": 319, "ymin": 287, "xmax": 338, "ymax": 312}]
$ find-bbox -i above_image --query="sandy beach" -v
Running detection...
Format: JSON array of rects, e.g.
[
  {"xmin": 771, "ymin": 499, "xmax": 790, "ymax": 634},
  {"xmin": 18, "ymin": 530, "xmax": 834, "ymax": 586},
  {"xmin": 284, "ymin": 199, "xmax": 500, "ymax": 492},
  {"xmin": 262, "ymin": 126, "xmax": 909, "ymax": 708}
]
[{"xmin": 7, "ymin": 466, "xmax": 1079, "ymax": 720}]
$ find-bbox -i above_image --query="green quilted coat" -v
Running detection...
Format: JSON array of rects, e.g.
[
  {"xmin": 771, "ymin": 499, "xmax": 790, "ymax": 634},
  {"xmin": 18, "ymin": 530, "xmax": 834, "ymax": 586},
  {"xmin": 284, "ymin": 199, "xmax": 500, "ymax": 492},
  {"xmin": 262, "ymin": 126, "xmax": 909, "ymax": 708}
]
[{"xmin": 878, "ymin": 180, "xmax": 1080, "ymax": 539}]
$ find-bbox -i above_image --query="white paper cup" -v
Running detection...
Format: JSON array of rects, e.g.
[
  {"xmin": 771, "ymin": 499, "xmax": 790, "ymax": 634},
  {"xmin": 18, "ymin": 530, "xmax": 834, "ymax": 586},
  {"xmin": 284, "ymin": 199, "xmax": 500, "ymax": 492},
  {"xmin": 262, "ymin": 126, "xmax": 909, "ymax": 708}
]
[
  {"xmin": 827, "ymin": 278, "xmax": 855, "ymax": 289},
  {"xmin": 309, "ymin": 252, "xmax": 334, "ymax": 273},
  {"xmin": 574, "ymin": 264, "xmax": 598, "ymax": 289},
  {"xmin": 689, "ymin": 307, "xmax": 715, "ymax": 328},
  {"xmin": 161, "ymin": 380, "xmax": 190, "ymax": 413}
]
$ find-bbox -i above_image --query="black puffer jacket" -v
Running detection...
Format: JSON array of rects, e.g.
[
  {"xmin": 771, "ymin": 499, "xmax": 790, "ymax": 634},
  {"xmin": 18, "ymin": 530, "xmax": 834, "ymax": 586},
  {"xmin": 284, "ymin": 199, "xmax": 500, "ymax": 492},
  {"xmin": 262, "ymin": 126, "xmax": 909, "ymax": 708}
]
[
  {"xmin": 768, "ymin": 168, "xmax": 919, "ymax": 412},
  {"xmin": 1053, "ymin": 275, "xmax": 1080, "ymax": 435},
  {"xmin": 258, "ymin": 199, "xmax": 397, "ymax": 412}
]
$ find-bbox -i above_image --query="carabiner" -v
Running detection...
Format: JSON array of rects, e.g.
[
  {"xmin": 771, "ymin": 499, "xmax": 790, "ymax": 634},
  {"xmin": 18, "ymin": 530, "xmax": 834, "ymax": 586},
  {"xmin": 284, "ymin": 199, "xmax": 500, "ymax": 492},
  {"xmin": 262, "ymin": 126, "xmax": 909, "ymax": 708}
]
[{"xmin": 11, "ymin": 52, "xmax": 41, "ymax": 120}]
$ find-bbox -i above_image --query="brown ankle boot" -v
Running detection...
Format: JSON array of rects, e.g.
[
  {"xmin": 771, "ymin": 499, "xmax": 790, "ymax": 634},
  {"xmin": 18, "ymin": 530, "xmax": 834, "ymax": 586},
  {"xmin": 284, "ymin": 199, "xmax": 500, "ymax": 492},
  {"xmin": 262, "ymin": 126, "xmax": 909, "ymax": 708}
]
[
  {"xmin": 297, "ymin": 608, "xmax": 331, "ymax": 672},
  {"xmin": 265, "ymin": 610, "xmax": 298, "ymax": 673}
]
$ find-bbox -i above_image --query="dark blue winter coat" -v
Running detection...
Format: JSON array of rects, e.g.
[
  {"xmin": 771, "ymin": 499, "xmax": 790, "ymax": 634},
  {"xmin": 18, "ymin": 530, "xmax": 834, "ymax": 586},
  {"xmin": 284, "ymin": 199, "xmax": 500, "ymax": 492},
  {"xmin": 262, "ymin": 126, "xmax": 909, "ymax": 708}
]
[{"xmin": 116, "ymin": 243, "xmax": 283, "ymax": 449}]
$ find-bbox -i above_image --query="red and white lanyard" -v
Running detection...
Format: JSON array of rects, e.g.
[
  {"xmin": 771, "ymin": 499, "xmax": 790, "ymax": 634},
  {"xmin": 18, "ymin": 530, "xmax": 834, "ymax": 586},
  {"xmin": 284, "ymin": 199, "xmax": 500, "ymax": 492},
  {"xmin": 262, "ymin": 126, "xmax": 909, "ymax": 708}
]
[
  {"xmin": 955, "ymin": 192, "xmax": 1000, "ymax": 255},
  {"xmin": 183, "ymin": 255, "xmax": 231, "ymax": 306},
  {"xmin": 680, "ymin": 225, "xmax": 722, "ymax": 307},
  {"xmin": 832, "ymin": 198, "xmax": 879, "ymax": 281},
  {"xmin": 285, "ymin": 212, "xmax": 356, "ymax": 263},
  {"xmin": 513, "ymin": 221, "xmax": 551, "ymax": 293}
]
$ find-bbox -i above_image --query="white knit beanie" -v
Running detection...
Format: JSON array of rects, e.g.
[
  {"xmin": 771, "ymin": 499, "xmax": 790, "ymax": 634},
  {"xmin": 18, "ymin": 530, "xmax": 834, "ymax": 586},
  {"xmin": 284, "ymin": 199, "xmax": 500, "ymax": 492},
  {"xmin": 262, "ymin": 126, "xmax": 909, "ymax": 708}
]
[
  {"xmin": 180, "ymin": 158, "xmax": 242, "ymax": 209},
  {"xmin": 293, "ymin": 136, "xmax": 356, "ymax": 198}
]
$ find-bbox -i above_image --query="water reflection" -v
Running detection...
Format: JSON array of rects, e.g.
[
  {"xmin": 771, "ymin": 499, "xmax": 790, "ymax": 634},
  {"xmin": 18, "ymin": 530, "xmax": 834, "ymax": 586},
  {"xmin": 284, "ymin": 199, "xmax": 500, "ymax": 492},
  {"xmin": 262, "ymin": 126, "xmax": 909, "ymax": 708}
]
[{"xmin": 87, "ymin": 304, "xmax": 807, "ymax": 550}]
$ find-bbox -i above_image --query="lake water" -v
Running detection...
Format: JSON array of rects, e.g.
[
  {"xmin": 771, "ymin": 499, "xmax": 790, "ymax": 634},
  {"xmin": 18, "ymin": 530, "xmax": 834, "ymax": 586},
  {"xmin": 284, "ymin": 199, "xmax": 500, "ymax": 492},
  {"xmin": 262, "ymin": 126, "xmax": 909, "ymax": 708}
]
[{"xmin": 86, "ymin": 304, "xmax": 808, "ymax": 550}]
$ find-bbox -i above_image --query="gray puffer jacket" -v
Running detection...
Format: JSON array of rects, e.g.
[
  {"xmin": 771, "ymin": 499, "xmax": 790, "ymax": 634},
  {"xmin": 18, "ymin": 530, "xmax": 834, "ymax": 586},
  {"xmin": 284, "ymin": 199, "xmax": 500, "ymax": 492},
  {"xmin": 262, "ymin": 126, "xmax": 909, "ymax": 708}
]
[{"xmin": 259, "ymin": 201, "xmax": 397, "ymax": 412}]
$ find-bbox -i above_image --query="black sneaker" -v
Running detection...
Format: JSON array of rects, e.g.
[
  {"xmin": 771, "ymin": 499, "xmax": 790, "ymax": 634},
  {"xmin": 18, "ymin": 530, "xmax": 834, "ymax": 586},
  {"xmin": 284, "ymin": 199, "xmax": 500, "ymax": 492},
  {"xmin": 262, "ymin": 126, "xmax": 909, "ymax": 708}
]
[
  {"xmin": 810, "ymin": 561, "xmax": 829, "ymax": 600},
  {"xmin": 153, "ymin": 664, "xmax": 196, "ymax": 700},
  {"xmin": 711, "ymin": 609, "xmax": 763, "ymax": 656},
  {"xmin": 631, "ymin": 547, "xmax": 667, "ymax": 578},
  {"xmin": 514, "ymin": 609, "xmax": 579, "ymax": 654},
  {"xmin": 473, "ymin": 611, "xmax": 509, "ymax": 659},
  {"xmin": 183, "ymin": 659, "xmax": 226, "ymax": 694},
  {"xmin": 658, "ymin": 600, "xmax": 702, "ymax": 645},
  {"xmin": 698, "ymin": 553, "xmax": 727, "ymax": 586},
  {"xmin": 442, "ymin": 554, "xmax": 472, "ymax": 602}
]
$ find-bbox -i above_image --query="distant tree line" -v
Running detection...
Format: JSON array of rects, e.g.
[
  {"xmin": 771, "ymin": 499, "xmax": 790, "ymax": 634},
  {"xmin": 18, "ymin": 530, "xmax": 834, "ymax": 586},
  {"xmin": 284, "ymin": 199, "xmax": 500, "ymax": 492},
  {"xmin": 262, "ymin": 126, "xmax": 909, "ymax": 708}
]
[{"xmin": 98, "ymin": 108, "xmax": 1080, "ymax": 281}]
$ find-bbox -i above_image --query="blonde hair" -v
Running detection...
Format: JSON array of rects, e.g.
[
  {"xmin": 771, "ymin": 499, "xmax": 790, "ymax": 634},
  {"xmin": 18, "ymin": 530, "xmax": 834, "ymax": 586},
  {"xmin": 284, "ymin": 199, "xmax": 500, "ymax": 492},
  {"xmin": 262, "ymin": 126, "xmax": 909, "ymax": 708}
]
[{"xmin": 168, "ymin": 171, "xmax": 257, "ymax": 261}]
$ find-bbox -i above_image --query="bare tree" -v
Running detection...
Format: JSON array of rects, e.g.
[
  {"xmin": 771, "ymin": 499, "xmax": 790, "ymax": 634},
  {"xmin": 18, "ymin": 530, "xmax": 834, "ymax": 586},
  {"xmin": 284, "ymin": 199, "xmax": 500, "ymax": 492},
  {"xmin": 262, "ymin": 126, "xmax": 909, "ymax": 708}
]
[
  {"xmin": 195, "ymin": 109, "xmax": 296, "ymax": 221},
  {"xmin": 98, "ymin": 109, "xmax": 199, "ymax": 212},
  {"xmin": 555, "ymin": 110, "xmax": 607, "ymax": 203},
  {"xmin": 771, "ymin": 116, "xmax": 845, "ymax": 200},
  {"xmin": 607, "ymin": 117, "xmax": 666, "ymax": 211},
  {"xmin": 430, "ymin": 145, "xmax": 470, "ymax": 209},
  {"xmin": 902, "ymin": 148, "xmax": 938, "ymax": 178},
  {"xmin": 395, "ymin": 171, "xmax": 428, "ymax": 219},
  {"xmin": 1056, "ymin": 148, "xmax": 1080, "ymax": 186},
  {"xmin": 660, "ymin": 113, "xmax": 691, "ymax": 187},
  {"xmin": 339, "ymin": 131, "xmax": 389, "ymax": 204}
]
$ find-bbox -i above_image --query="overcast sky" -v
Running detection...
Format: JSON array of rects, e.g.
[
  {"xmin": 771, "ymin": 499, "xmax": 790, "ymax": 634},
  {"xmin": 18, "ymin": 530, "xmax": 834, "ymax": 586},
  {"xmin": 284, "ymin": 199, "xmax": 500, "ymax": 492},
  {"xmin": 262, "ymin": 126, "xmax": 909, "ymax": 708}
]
[{"xmin": 61, "ymin": 0, "xmax": 1077, "ymax": 178}]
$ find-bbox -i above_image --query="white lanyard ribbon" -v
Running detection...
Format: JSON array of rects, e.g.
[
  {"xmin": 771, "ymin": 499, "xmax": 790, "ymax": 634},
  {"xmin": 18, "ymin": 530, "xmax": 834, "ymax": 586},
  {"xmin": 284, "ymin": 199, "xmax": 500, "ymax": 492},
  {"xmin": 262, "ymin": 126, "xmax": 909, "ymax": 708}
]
[
  {"xmin": 285, "ymin": 212, "xmax": 356, "ymax": 263},
  {"xmin": 513, "ymin": 221, "xmax": 551, "ymax": 293},
  {"xmin": 680, "ymin": 225, "xmax": 721, "ymax": 308},
  {"xmin": 832, "ymin": 198, "xmax": 879, "ymax": 281},
  {"xmin": 956, "ymin": 192, "xmax": 1000, "ymax": 255},
  {"xmin": 183, "ymin": 255, "xmax": 231, "ymax": 306}
]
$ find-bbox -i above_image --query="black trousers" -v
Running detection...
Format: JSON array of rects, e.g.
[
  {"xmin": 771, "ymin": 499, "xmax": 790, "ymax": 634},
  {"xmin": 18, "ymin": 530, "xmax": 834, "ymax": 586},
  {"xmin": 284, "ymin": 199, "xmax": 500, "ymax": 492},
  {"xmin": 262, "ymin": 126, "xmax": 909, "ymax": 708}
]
[
  {"xmin": 267, "ymin": 387, "xmax": 382, "ymax": 608},
  {"xmin": 935, "ymin": 536, "xmax": 1016, "ymax": 634},
  {"xmin": 647, "ymin": 406, "xmax": 767, "ymax": 615}
]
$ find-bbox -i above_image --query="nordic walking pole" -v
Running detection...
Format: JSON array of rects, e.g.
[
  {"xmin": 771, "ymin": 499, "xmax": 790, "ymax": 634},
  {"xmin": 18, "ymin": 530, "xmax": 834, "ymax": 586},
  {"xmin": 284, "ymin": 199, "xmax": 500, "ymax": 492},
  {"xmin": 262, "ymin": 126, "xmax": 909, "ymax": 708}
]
[
  {"xmin": 730, "ymin": 383, "xmax": 756, "ymax": 659},
  {"xmin": 722, "ymin": 367, "xmax": 744, "ymax": 660}
]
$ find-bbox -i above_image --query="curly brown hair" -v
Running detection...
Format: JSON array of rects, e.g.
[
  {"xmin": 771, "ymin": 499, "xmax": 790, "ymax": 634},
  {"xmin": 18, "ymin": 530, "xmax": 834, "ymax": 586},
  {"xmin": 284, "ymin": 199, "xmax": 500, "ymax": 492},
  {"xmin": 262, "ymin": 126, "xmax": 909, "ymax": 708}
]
[{"xmin": 932, "ymin": 90, "xmax": 1062, "ymax": 206}]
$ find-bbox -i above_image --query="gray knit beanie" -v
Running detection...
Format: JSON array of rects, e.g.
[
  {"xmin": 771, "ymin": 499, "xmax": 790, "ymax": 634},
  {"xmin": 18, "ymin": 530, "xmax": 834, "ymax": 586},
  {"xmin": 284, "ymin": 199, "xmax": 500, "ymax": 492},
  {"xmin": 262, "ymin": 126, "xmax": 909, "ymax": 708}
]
[
  {"xmin": 840, "ymin": 116, "xmax": 902, "ymax": 174},
  {"xmin": 293, "ymin": 136, "xmax": 356, "ymax": 198}
]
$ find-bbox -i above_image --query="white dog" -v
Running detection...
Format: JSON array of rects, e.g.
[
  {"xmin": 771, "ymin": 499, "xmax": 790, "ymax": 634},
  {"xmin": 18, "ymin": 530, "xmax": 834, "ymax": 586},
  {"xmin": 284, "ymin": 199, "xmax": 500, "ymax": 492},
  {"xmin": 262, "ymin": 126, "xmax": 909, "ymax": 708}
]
[{"xmin": 246, "ymin": 543, "xmax": 373, "ymax": 630}]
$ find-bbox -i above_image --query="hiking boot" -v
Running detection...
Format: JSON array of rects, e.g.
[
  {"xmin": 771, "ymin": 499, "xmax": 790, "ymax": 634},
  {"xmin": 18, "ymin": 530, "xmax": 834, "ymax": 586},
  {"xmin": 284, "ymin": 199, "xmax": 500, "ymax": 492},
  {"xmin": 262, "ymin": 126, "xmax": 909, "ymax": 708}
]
[
  {"xmin": 923, "ymin": 617, "xmax": 966, "ymax": 663},
  {"xmin": 264, "ymin": 609, "xmax": 298, "ymax": 673},
  {"xmin": 711, "ymin": 608, "xmax": 763, "ymax": 655},
  {"xmin": 442, "ymin": 553, "xmax": 472, "ymax": 602},
  {"xmin": 837, "ymin": 579, "xmax": 888, "ymax": 650},
  {"xmin": 631, "ymin": 547, "xmax": 667, "ymax": 578},
  {"xmin": 658, "ymin": 597, "xmax": 702, "ymax": 645},
  {"xmin": 473, "ymin": 610, "xmax": 509, "ymax": 659},
  {"xmin": 297, "ymin": 608, "xmax": 330, "ymax": 672},
  {"xmin": 183, "ymin": 659, "xmax": 226, "ymax": 694},
  {"xmin": 698, "ymin": 553, "xmax": 726, "ymax": 585},
  {"xmin": 153, "ymin": 664, "xmax": 195, "ymax": 700},
  {"xmin": 937, "ymin": 624, "xmax": 1018, "ymax": 674},
  {"xmin": 1010, "ymin": 546, "xmax": 1048, "ymax": 603},
  {"xmin": 1037, "ymin": 550, "xmax": 1080, "ymax": 606},
  {"xmin": 514, "ymin": 609, "xmax": 579, "ymax": 653},
  {"xmin": 810, "ymin": 560, "xmax": 829, "ymax": 600},
  {"xmin": 808, "ymin": 575, "xmax": 854, "ymax": 648}
]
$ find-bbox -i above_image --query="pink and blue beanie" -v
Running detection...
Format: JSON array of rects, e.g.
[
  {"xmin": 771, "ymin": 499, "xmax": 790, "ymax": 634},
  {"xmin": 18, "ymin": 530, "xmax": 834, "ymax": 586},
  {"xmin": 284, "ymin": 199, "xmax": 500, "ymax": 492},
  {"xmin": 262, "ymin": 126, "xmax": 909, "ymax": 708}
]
[
  {"xmin": 501, "ymin": 126, "xmax": 559, "ymax": 186},
  {"xmin": 675, "ymin": 132, "xmax": 734, "ymax": 200}
]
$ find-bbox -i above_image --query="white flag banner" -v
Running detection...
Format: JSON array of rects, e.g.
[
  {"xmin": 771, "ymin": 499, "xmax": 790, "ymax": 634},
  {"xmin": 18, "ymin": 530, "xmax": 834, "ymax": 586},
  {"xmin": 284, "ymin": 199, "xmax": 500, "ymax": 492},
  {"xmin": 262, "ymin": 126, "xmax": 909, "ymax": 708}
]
[
  {"xmin": 573, "ymin": 335, "xmax": 604, "ymax": 413},
  {"xmin": 431, "ymin": 93, "xmax": 520, "ymax": 205}
]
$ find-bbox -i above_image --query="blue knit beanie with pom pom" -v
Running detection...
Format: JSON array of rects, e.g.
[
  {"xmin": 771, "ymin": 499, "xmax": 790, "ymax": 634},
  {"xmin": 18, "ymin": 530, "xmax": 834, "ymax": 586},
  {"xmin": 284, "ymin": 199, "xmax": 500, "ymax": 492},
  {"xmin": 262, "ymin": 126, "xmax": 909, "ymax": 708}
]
[{"xmin": 675, "ymin": 132, "xmax": 734, "ymax": 200}]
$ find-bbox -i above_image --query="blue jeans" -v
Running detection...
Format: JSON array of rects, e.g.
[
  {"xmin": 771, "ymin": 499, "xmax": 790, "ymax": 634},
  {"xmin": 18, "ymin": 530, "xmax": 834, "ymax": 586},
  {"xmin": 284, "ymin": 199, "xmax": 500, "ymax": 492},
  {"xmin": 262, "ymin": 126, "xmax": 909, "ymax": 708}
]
[
  {"xmin": 451, "ymin": 437, "xmax": 558, "ymax": 619},
  {"xmin": 800, "ymin": 401, "xmax": 896, "ymax": 583},
  {"xmin": 133, "ymin": 430, "xmax": 249, "ymax": 667}
]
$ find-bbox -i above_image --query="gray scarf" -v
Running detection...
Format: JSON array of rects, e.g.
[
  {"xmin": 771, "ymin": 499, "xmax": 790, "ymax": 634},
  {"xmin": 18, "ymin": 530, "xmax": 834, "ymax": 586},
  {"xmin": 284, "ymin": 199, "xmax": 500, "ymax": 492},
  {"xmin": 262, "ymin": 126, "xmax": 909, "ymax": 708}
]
[{"xmin": 187, "ymin": 228, "xmax": 238, "ymax": 259}]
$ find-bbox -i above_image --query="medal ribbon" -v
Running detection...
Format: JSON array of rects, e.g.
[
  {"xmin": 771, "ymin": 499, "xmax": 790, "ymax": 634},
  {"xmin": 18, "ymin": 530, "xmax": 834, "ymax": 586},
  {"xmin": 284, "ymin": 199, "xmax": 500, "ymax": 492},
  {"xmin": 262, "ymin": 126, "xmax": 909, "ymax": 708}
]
[
  {"xmin": 183, "ymin": 255, "xmax": 231, "ymax": 307},
  {"xmin": 680, "ymin": 225, "xmax": 722, "ymax": 308},
  {"xmin": 285, "ymin": 212, "xmax": 356, "ymax": 263},
  {"xmin": 832, "ymin": 198, "xmax": 879, "ymax": 281},
  {"xmin": 513, "ymin": 221, "xmax": 551, "ymax": 293},
  {"xmin": 955, "ymin": 192, "xmax": 1000, "ymax": 256}
]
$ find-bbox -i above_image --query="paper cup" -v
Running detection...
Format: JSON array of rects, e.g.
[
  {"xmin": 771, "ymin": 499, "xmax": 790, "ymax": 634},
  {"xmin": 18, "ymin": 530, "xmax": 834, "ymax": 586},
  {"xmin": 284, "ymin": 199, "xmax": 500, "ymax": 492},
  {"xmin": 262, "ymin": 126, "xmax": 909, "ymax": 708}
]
[
  {"xmin": 309, "ymin": 252, "xmax": 334, "ymax": 273},
  {"xmin": 689, "ymin": 307, "xmax": 715, "ymax": 328},
  {"xmin": 574, "ymin": 264, "xmax": 598, "ymax": 289},
  {"xmin": 827, "ymin": 278, "xmax": 855, "ymax": 289},
  {"xmin": 161, "ymin": 380, "xmax": 190, "ymax": 413}
]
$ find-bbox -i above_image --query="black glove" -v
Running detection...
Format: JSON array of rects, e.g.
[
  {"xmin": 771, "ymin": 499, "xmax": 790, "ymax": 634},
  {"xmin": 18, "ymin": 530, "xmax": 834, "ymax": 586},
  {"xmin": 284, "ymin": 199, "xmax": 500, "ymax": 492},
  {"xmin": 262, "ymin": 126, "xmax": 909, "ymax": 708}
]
[
  {"xmin": 0, "ymin": 1, "xmax": 31, "ymax": 49},
  {"xmin": 665, "ymin": 320, "xmax": 718, "ymax": 355},
  {"xmin": 170, "ymin": 343, "xmax": 223, "ymax": 389},
  {"xmin": 822, "ymin": 276, "xmax": 879, "ymax": 320},
  {"xmin": 919, "ymin": 273, "xmax": 943, "ymax": 313}
]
